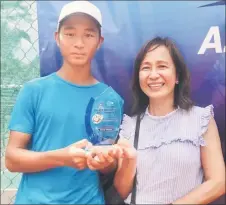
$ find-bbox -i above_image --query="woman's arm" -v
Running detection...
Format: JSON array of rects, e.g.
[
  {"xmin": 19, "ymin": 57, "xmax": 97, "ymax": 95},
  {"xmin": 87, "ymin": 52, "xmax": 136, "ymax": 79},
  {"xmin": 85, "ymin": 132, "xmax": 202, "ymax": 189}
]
[
  {"xmin": 113, "ymin": 139, "xmax": 137, "ymax": 199},
  {"xmin": 114, "ymin": 157, "xmax": 137, "ymax": 199},
  {"xmin": 172, "ymin": 117, "xmax": 225, "ymax": 204}
]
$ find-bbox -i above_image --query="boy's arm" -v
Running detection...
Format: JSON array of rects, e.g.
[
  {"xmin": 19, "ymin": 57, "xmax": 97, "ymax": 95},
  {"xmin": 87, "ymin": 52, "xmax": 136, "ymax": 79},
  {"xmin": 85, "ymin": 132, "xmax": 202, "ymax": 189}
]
[
  {"xmin": 5, "ymin": 131, "xmax": 65, "ymax": 172},
  {"xmin": 5, "ymin": 131, "xmax": 89, "ymax": 173}
]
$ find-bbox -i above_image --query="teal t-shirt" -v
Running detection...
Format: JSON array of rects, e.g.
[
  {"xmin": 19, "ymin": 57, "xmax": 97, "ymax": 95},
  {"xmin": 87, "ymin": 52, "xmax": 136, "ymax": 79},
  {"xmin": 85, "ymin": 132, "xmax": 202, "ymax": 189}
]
[{"xmin": 8, "ymin": 72, "xmax": 124, "ymax": 204}]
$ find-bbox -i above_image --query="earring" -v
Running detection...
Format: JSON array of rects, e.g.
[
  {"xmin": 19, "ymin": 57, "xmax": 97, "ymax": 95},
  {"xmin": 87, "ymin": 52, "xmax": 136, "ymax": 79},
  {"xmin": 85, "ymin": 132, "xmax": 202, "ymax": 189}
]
[{"xmin": 176, "ymin": 80, "xmax": 179, "ymax": 84}]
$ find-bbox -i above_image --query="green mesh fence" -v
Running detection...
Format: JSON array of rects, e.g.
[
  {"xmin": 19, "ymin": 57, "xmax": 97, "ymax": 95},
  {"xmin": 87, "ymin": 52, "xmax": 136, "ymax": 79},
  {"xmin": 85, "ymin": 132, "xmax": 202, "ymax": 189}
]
[{"xmin": 1, "ymin": 1, "xmax": 40, "ymax": 204}]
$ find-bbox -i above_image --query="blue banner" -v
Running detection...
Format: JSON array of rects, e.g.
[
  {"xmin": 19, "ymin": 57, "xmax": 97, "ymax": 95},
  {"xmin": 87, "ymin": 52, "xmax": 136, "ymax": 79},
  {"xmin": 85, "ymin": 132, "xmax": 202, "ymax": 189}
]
[{"xmin": 37, "ymin": 1, "xmax": 225, "ymax": 161}]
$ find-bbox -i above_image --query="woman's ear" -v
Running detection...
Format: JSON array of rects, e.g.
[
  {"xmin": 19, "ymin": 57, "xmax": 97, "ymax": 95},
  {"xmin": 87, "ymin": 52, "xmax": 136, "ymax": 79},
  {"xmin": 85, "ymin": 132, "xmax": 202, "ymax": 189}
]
[{"xmin": 176, "ymin": 75, "xmax": 179, "ymax": 84}]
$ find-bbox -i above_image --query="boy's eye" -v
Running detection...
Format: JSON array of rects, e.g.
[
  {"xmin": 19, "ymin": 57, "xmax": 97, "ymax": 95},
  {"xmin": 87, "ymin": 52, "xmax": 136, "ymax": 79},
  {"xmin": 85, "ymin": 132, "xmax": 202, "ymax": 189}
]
[
  {"xmin": 85, "ymin": 33, "xmax": 94, "ymax": 38},
  {"xmin": 65, "ymin": 33, "xmax": 74, "ymax": 37}
]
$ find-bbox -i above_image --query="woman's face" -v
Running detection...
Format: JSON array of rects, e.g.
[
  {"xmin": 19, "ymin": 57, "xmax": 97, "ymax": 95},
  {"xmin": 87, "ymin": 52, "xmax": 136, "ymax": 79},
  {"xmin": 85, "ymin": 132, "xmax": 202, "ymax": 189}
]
[{"xmin": 139, "ymin": 45, "xmax": 178, "ymax": 101}]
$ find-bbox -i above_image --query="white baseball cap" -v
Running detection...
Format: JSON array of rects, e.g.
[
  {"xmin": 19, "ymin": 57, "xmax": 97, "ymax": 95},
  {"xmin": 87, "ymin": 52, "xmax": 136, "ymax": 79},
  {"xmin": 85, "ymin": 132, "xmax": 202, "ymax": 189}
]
[{"xmin": 57, "ymin": 1, "xmax": 102, "ymax": 30}]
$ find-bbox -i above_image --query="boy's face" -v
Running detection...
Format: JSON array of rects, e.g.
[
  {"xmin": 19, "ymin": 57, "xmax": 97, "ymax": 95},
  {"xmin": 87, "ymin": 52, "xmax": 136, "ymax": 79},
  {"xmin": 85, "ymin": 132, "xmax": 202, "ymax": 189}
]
[{"xmin": 55, "ymin": 14, "xmax": 103, "ymax": 67}]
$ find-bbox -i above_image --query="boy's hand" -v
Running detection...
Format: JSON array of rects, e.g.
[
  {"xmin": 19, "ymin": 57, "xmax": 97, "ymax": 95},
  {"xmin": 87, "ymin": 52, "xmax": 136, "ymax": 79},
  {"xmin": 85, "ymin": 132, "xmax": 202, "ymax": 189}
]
[{"xmin": 63, "ymin": 139, "xmax": 92, "ymax": 170}]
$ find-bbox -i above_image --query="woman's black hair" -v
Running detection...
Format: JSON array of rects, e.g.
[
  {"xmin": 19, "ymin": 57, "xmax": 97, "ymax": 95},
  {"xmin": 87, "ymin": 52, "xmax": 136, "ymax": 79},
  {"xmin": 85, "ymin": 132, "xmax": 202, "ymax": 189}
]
[{"xmin": 131, "ymin": 37, "xmax": 193, "ymax": 116}]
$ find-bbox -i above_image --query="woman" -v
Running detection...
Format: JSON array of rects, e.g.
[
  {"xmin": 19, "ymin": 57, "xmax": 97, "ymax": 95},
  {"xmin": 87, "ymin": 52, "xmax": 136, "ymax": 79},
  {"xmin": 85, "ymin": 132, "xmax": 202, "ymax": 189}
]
[{"xmin": 113, "ymin": 37, "xmax": 225, "ymax": 204}]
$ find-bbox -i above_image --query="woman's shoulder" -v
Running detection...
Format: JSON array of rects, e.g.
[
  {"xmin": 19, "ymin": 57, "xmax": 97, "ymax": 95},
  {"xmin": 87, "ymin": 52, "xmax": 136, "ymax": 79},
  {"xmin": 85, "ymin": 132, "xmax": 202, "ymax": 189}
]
[
  {"xmin": 177, "ymin": 104, "xmax": 214, "ymax": 143},
  {"xmin": 190, "ymin": 104, "xmax": 214, "ymax": 115},
  {"xmin": 119, "ymin": 114, "xmax": 137, "ymax": 140},
  {"xmin": 178, "ymin": 104, "xmax": 214, "ymax": 120}
]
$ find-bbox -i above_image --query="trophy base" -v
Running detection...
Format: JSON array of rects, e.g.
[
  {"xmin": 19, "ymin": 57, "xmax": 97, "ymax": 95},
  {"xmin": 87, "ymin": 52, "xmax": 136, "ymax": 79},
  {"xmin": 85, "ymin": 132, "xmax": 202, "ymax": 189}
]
[{"xmin": 96, "ymin": 138, "xmax": 115, "ymax": 145}]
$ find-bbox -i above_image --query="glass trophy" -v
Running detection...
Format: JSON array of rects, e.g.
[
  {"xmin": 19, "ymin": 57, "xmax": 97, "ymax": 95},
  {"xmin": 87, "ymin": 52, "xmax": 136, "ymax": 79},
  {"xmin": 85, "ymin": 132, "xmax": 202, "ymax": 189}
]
[{"xmin": 85, "ymin": 86, "xmax": 123, "ymax": 145}]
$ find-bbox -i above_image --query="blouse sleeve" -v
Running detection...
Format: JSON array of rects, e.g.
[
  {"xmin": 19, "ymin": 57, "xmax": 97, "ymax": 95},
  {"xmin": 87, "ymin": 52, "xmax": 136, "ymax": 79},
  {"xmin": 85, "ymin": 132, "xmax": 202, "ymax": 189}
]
[
  {"xmin": 119, "ymin": 114, "xmax": 136, "ymax": 140},
  {"xmin": 199, "ymin": 104, "xmax": 214, "ymax": 138}
]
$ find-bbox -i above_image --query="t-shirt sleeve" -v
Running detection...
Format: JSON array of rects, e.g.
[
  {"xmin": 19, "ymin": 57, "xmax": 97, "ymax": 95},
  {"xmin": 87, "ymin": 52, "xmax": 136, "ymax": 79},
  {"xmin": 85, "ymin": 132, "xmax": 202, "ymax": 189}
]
[{"xmin": 8, "ymin": 83, "xmax": 36, "ymax": 135}]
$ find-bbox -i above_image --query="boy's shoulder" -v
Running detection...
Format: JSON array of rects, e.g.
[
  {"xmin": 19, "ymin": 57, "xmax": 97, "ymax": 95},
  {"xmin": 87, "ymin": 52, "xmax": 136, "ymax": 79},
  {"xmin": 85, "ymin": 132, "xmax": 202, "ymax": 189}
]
[{"xmin": 22, "ymin": 73, "xmax": 56, "ymax": 91}]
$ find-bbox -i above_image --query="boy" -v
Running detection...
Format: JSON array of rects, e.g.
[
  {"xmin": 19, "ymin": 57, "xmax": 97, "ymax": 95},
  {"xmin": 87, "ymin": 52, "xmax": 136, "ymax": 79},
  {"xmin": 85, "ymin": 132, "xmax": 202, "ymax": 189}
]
[{"xmin": 5, "ymin": 1, "xmax": 123, "ymax": 204}]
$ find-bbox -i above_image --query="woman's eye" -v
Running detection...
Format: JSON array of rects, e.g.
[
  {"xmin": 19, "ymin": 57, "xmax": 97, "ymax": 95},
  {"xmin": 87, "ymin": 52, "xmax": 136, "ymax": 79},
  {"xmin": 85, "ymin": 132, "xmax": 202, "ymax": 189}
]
[
  {"xmin": 141, "ymin": 67, "xmax": 150, "ymax": 70},
  {"xmin": 158, "ymin": 65, "xmax": 167, "ymax": 69}
]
